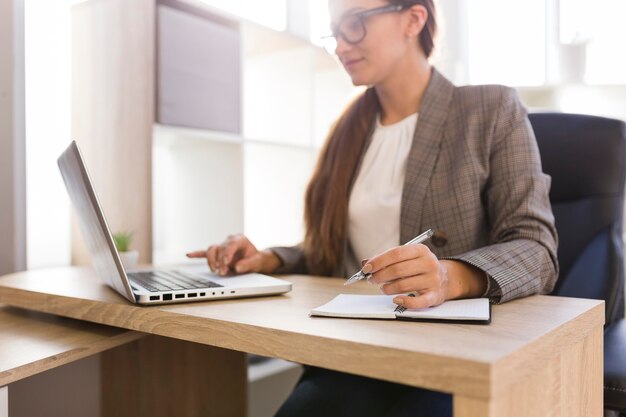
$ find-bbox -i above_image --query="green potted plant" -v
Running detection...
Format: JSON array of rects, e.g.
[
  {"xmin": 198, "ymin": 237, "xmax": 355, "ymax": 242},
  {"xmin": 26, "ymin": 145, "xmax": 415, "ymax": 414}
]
[{"xmin": 112, "ymin": 231, "xmax": 138, "ymax": 270}]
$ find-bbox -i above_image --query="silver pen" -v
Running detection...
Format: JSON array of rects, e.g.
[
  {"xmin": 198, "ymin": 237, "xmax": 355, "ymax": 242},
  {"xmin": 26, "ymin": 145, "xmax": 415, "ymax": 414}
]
[{"xmin": 344, "ymin": 229, "xmax": 435, "ymax": 285}]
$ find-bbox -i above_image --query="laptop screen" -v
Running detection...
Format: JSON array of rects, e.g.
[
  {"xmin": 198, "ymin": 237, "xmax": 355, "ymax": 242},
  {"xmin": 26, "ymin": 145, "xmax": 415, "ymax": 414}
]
[{"xmin": 57, "ymin": 141, "xmax": 136, "ymax": 302}]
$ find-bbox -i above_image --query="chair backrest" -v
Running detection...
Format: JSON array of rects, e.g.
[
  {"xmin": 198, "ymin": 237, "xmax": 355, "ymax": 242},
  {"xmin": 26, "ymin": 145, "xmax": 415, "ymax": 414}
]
[{"xmin": 529, "ymin": 113, "xmax": 626, "ymax": 325}]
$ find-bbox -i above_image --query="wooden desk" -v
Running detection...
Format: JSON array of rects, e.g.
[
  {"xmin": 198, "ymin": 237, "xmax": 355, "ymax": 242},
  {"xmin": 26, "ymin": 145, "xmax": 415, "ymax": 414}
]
[
  {"xmin": 0, "ymin": 267, "xmax": 604, "ymax": 417},
  {"xmin": 0, "ymin": 305, "xmax": 141, "ymax": 417}
]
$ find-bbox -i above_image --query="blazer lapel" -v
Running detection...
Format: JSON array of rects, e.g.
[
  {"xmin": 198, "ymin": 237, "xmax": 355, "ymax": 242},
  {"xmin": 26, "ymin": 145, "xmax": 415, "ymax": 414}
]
[{"xmin": 400, "ymin": 68, "xmax": 455, "ymax": 244}]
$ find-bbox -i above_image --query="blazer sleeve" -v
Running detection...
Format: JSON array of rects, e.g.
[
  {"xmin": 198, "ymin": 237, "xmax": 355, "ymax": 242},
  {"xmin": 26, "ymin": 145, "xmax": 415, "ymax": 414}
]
[
  {"xmin": 268, "ymin": 244, "xmax": 309, "ymax": 274},
  {"xmin": 446, "ymin": 88, "xmax": 559, "ymax": 304}
]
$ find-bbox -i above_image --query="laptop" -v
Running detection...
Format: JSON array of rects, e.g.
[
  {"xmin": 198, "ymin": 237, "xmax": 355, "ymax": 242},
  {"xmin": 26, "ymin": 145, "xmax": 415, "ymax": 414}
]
[{"xmin": 58, "ymin": 140, "xmax": 292, "ymax": 305}]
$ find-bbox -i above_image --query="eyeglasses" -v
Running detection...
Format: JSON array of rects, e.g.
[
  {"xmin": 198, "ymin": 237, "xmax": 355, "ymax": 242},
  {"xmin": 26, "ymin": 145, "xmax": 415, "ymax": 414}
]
[{"xmin": 321, "ymin": 3, "xmax": 412, "ymax": 54}]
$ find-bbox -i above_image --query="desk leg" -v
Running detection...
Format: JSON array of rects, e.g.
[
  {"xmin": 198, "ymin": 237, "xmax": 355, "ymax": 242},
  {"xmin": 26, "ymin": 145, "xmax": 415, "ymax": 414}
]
[
  {"xmin": 0, "ymin": 386, "xmax": 7, "ymax": 417},
  {"xmin": 101, "ymin": 335, "xmax": 247, "ymax": 417},
  {"xmin": 453, "ymin": 326, "xmax": 603, "ymax": 417}
]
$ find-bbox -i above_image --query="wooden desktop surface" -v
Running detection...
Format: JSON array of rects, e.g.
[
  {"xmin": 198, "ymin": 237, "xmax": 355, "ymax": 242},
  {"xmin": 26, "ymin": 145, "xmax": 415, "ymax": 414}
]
[{"xmin": 0, "ymin": 267, "xmax": 604, "ymax": 417}]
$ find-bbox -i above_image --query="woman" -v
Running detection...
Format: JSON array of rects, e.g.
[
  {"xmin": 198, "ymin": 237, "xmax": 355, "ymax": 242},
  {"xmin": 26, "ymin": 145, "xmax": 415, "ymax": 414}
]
[{"xmin": 188, "ymin": 0, "xmax": 558, "ymax": 415}]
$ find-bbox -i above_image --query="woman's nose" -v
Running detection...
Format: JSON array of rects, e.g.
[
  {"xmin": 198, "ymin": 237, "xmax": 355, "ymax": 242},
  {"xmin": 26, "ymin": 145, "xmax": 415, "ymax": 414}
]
[{"xmin": 335, "ymin": 35, "xmax": 351, "ymax": 56}]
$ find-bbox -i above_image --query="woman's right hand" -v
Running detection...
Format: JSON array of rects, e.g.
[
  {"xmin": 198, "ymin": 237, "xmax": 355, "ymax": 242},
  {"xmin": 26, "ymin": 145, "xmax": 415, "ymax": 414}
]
[{"xmin": 186, "ymin": 234, "xmax": 281, "ymax": 276}]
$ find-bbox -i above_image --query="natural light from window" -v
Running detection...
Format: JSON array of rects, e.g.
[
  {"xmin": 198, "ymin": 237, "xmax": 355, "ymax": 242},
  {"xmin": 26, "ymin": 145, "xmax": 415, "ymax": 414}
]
[
  {"xmin": 25, "ymin": 0, "xmax": 72, "ymax": 269},
  {"xmin": 561, "ymin": 0, "xmax": 626, "ymax": 85},
  {"xmin": 467, "ymin": 0, "xmax": 546, "ymax": 86},
  {"xmin": 309, "ymin": 0, "xmax": 330, "ymax": 47}
]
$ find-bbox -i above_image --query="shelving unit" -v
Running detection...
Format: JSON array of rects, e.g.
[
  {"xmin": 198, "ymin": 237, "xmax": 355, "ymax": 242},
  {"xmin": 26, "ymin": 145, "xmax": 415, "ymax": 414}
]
[
  {"xmin": 151, "ymin": 10, "xmax": 354, "ymax": 415},
  {"xmin": 152, "ymin": 2, "xmax": 358, "ymax": 264},
  {"xmin": 247, "ymin": 356, "xmax": 303, "ymax": 417},
  {"xmin": 248, "ymin": 357, "xmax": 302, "ymax": 383}
]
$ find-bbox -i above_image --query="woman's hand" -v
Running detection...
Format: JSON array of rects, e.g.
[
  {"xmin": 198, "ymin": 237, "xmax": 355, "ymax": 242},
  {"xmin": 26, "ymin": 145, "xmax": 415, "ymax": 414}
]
[
  {"xmin": 186, "ymin": 234, "xmax": 281, "ymax": 276},
  {"xmin": 365, "ymin": 244, "xmax": 487, "ymax": 309}
]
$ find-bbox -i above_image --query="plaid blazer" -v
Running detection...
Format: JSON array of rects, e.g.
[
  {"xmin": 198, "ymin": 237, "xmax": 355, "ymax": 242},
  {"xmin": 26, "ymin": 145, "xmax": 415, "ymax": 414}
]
[{"xmin": 271, "ymin": 68, "xmax": 558, "ymax": 303}]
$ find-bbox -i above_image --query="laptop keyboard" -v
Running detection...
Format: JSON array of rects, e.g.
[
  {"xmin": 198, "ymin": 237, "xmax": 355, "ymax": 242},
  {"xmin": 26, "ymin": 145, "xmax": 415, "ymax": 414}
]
[{"xmin": 128, "ymin": 270, "xmax": 223, "ymax": 293}]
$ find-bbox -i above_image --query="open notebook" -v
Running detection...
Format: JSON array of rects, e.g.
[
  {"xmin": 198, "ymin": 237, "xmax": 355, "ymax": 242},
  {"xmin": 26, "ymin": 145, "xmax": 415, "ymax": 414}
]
[{"xmin": 310, "ymin": 295, "xmax": 491, "ymax": 324}]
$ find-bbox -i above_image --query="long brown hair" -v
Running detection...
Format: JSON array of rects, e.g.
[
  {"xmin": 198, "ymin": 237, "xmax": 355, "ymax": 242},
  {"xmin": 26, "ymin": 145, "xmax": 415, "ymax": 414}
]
[{"xmin": 302, "ymin": 0, "xmax": 438, "ymax": 275}]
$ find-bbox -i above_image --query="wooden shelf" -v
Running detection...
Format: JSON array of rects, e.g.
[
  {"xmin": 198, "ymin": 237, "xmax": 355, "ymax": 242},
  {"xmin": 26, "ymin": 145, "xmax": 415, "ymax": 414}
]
[
  {"xmin": 154, "ymin": 124, "xmax": 244, "ymax": 146},
  {"xmin": 0, "ymin": 305, "xmax": 142, "ymax": 387}
]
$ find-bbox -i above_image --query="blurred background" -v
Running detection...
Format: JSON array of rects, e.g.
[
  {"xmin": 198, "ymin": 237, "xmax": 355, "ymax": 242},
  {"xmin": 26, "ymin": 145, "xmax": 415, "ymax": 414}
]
[
  {"xmin": 20, "ymin": 0, "xmax": 626, "ymax": 273},
  {"xmin": 2, "ymin": 1, "xmax": 626, "ymax": 415}
]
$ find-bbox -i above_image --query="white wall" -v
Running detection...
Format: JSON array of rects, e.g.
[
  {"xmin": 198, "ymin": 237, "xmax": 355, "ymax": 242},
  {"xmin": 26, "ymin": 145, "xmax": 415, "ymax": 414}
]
[
  {"xmin": 0, "ymin": 0, "xmax": 27, "ymax": 276},
  {"xmin": 153, "ymin": 131, "xmax": 245, "ymax": 264}
]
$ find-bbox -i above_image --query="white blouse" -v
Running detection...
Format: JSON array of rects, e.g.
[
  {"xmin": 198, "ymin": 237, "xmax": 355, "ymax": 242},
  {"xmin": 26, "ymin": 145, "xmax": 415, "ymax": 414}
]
[{"xmin": 346, "ymin": 112, "xmax": 418, "ymax": 273}]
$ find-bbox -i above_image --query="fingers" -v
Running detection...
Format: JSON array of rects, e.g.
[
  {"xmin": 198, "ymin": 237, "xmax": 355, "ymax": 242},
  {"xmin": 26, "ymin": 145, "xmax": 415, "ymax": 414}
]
[
  {"xmin": 186, "ymin": 234, "xmax": 259, "ymax": 276},
  {"xmin": 367, "ymin": 247, "xmax": 448, "ymax": 309},
  {"xmin": 393, "ymin": 292, "xmax": 440, "ymax": 309},
  {"xmin": 207, "ymin": 246, "xmax": 218, "ymax": 272},
  {"xmin": 185, "ymin": 246, "xmax": 219, "ymax": 272},
  {"xmin": 364, "ymin": 244, "xmax": 430, "ymax": 279},
  {"xmin": 369, "ymin": 256, "xmax": 436, "ymax": 284},
  {"xmin": 233, "ymin": 253, "xmax": 263, "ymax": 274},
  {"xmin": 219, "ymin": 242, "xmax": 241, "ymax": 275},
  {"xmin": 368, "ymin": 248, "xmax": 437, "ymax": 285},
  {"xmin": 379, "ymin": 275, "xmax": 429, "ymax": 295}
]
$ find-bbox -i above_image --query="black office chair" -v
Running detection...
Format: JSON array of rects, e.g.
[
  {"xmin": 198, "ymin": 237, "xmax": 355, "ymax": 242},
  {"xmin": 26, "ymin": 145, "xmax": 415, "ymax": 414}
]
[{"xmin": 529, "ymin": 112, "xmax": 626, "ymax": 415}]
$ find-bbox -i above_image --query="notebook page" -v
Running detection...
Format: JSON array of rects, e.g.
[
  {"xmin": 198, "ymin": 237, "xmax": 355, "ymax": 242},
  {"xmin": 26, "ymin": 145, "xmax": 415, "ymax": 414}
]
[
  {"xmin": 310, "ymin": 294, "xmax": 397, "ymax": 319},
  {"xmin": 399, "ymin": 298, "xmax": 490, "ymax": 321}
]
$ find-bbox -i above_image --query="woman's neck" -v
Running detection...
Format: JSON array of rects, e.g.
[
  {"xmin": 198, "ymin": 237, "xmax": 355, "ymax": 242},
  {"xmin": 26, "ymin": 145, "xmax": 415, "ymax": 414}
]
[{"xmin": 375, "ymin": 57, "xmax": 432, "ymax": 126}]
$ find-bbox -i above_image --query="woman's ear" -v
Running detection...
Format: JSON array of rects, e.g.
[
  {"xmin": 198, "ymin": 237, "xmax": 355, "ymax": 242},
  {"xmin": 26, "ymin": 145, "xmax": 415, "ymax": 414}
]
[{"xmin": 405, "ymin": 4, "xmax": 428, "ymax": 39}]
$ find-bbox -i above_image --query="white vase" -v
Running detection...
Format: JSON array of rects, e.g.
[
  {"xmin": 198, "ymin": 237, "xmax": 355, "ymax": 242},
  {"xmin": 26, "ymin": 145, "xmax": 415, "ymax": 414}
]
[
  {"xmin": 118, "ymin": 250, "xmax": 139, "ymax": 270},
  {"xmin": 559, "ymin": 42, "xmax": 587, "ymax": 84}
]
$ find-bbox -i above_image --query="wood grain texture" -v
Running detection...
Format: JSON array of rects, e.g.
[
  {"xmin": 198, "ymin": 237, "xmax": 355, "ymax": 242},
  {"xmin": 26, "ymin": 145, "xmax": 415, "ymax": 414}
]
[
  {"xmin": 102, "ymin": 335, "xmax": 246, "ymax": 417},
  {"xmin": 0, "ymin": 267, "xmax": 605, "ymax": 403},
  {"xmin": 560, "ymin": 326, "xmax": 603, "ymax": 416},
  {"xmin": 71, "ymin": 0, "xmax": 155, "ymax": 265},
  {"xmin": 453, "ymin": 326, "xmax": 602, "ymax": 417},
  {"xmin": 0, "ymin": 305, "xmax": 142, "ymax": 386}
]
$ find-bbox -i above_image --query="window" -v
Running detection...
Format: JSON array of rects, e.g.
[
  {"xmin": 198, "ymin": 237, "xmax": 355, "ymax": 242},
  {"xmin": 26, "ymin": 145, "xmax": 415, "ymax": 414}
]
[
  {"xmin": 25, "ymin": 0, "xmax": 72, "ymax": 268},
  {"xmin": 467, "ymin": 0, "xmax": 546, "ymax": 86},
  {"xmin": 561, "ymin": 0, "xmax": 626, "ymax": 84},
  {"xmin": 308, "ymin": 0, "xmax": 330, "ymax": 46}
]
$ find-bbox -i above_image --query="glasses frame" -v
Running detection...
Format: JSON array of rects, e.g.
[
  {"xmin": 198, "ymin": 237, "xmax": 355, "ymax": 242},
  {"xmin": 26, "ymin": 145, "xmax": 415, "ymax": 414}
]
[{"xmin": 322, "ymin": 3, "xmax": 410, "ymax": 47}]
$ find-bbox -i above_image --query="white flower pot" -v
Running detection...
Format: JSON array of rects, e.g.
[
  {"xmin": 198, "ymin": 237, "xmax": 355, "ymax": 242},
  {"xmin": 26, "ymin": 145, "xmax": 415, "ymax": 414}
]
[
  {"xmin": 118, "ymin": 250, "xmax": 139, "ymax": 270},
  {"xmin": 559, "ymin": 42, "xmax": 587, "ymax": 84}
]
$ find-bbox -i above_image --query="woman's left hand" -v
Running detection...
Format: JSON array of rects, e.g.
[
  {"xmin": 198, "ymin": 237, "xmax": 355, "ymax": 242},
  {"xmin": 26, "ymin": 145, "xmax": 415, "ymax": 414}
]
[{"xmin": 364, "ymin": 244, "xmax": 487, "ymax": 309}]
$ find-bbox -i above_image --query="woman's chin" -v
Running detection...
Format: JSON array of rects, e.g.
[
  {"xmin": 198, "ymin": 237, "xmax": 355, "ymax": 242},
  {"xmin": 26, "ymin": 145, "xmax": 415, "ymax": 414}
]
[
  {"xmin": 345, "ymin": 67, "xmax": 379, "ymax": 87},
  {"xmin": 347, "ymin": 73, "xmax": 372, "ymax": 87}
]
